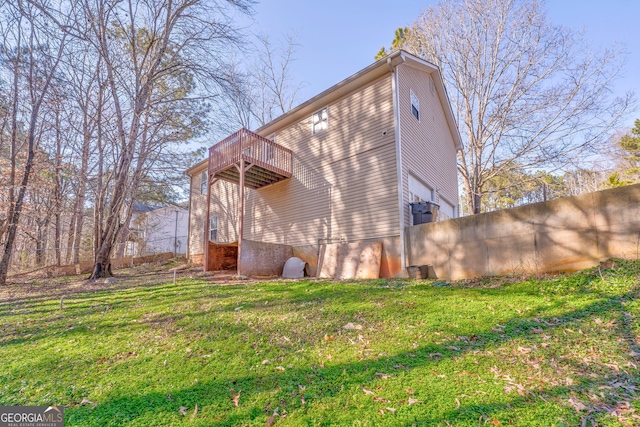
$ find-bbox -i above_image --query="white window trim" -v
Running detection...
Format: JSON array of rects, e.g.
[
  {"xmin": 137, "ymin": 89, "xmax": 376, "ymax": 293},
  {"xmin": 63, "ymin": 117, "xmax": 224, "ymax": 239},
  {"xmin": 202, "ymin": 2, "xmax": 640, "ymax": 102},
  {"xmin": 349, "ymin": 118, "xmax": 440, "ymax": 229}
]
[
  {"xmin": 208, "ymin": 215, "xmax": 218, "ymax": 242},
  {"xmin": 410, "ymin": 89, "xmax": 420, "ymax": 121}
]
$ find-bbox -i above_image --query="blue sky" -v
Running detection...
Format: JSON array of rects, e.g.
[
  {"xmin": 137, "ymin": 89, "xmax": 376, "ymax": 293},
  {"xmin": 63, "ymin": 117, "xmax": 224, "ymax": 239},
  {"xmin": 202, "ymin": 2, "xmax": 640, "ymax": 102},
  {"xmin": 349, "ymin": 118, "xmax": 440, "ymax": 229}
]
[{"xmin": 239, "ymin": 0, "xmax": 639, "ymax": 128}]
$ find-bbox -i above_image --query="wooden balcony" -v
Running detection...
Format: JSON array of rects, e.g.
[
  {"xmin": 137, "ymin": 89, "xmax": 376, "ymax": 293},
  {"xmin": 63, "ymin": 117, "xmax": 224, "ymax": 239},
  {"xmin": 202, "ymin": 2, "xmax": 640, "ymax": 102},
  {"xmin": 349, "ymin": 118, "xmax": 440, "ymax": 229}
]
[{"xmin": 208, "ymin": 128, "xmax": 293, "ymax": 189}]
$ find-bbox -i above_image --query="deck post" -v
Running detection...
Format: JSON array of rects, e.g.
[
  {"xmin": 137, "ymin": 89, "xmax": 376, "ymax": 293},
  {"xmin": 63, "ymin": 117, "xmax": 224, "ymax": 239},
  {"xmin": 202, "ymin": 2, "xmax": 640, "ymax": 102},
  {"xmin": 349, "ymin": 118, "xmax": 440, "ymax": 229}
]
[
  {"xmin": 203, "ymin": 174, "xmax": 211, "ymax": 272},
  {"xmin": 238, "ymin": 161, "xmax": 245, "ymax": 276}
]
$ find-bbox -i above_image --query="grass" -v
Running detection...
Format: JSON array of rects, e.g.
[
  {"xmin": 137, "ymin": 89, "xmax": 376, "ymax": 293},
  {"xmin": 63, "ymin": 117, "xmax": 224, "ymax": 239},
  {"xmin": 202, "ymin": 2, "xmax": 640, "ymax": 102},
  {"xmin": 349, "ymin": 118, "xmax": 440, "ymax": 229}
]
[{"xmin": 0, "ymin": 260, "xmax": 639, "ymax": 426}]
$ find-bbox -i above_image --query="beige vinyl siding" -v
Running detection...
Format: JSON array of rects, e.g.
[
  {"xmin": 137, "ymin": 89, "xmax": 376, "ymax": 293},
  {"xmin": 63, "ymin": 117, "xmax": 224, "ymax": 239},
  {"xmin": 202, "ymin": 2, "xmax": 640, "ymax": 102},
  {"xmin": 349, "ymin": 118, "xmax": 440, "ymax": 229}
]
[
  {"xmin": 188, "ymin": 74, "xmax": 399, "ymax": 254},
  {"xmin": 397, "ymin": 62, "xmax": 459, "ymax": 227}
]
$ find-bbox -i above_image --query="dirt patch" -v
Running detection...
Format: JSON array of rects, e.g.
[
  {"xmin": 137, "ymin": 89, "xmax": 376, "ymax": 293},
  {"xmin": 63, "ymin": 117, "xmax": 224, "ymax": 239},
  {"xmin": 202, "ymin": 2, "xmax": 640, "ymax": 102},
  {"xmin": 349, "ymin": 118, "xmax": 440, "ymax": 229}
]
[
  {"xmin": 0, "ymin": 259, "xmax": 203, "ymax": 303},
  {"xmin": 0, "ymin": 260, "xmax": 272, "ymax": 305}
]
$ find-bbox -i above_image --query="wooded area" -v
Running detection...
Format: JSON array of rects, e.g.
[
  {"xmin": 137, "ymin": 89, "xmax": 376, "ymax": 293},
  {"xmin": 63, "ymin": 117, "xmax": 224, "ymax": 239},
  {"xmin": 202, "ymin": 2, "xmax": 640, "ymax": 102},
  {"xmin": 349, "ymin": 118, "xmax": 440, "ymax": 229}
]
[{"xmin": 0, "ymin": 0, "xmax": 255, "ymax": 283}]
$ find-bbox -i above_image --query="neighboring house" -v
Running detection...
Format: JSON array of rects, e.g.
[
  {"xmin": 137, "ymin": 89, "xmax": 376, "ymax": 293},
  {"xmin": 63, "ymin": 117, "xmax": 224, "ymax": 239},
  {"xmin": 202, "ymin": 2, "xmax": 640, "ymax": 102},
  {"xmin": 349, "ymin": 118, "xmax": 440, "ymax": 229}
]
[
  {"xmin": 124, "ymin": 204, "xmax": 189, "ymax": 257},
  {"xmin": 185, "ymin": 50, "xmax": 462, "ymax": 277}
]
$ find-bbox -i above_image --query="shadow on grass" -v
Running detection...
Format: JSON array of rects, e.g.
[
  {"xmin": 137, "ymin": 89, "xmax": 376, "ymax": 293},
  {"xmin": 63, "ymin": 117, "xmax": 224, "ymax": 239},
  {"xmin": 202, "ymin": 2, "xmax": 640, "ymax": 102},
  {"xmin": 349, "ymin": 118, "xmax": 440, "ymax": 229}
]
[{"xmin": 65, "ymin": 284, "xmax": 639, "ymax": 426}]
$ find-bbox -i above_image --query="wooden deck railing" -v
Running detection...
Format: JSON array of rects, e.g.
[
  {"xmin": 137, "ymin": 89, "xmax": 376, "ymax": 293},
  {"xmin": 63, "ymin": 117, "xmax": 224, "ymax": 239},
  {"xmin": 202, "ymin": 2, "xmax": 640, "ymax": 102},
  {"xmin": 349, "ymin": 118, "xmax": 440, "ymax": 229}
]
[{"xmin": 208, "ymin": 128, "xmax": 293, "ymax": 179}]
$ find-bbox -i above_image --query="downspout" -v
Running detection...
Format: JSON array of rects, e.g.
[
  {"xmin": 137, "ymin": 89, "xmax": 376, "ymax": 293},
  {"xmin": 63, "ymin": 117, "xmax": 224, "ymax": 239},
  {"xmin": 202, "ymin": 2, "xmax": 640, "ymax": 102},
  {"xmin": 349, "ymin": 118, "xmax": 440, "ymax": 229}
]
[{"xmin": 389, "ymin": 56, "xmax": 407, "ymax": 275}]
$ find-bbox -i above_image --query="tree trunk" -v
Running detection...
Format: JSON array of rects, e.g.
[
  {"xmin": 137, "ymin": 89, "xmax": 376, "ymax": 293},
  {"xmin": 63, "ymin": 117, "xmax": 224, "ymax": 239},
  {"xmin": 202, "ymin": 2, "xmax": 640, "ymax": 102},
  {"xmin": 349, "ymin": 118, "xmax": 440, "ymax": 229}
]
[
  {"xmin": 0, "ymin": 111, "xmax": 41, "ymax": 283},
  {"xmin": 54, "ymin": 108, "xmax": 62, "ymax": 266}
]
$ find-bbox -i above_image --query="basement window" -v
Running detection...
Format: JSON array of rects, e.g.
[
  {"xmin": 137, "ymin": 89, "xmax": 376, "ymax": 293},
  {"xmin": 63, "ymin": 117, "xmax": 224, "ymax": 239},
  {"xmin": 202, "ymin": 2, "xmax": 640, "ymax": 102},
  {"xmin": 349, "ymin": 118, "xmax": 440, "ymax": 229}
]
[
  {"xmin": 209, "ymin": 215, "xmax": 218, "ymax": 242},
  {"xmin": 312, "ymin": 107, "xmax": 328, "ymax": 135},
  {"xmin": 410, "ymin": 90, "xmax": 420, "ymax": 121},
  {"xmin": 200, "ymin": 170, "xmax": 207, "ymax": 195}
]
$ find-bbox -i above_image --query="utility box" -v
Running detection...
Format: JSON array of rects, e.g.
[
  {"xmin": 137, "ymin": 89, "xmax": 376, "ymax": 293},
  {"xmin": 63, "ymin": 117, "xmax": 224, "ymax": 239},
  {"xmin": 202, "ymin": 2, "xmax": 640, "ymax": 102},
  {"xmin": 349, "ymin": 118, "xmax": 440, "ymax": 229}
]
[{"xmin": 410, "ymin": 201, "xmax": 439, "ymax": 225}]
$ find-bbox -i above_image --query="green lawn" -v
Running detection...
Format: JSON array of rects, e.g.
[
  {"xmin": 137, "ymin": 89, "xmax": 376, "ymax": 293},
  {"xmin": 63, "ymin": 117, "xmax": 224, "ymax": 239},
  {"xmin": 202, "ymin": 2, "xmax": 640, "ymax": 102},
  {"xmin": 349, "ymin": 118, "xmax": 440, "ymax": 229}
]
[{"xmin": 1, "ymin": 260, "xmax": 639, "ymax": 426}]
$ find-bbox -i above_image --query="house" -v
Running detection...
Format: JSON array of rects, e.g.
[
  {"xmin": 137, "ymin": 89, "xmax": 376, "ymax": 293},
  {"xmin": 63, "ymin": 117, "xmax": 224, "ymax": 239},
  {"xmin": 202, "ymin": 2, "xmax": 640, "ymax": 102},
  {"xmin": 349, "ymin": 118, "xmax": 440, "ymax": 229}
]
[
  {"xmin": 124, "ymin": 204, "xmax": 189, "ymax": 257},
  {"xmin": 185, "ymin": 50, "xmax": 462, "ymax": 278}
]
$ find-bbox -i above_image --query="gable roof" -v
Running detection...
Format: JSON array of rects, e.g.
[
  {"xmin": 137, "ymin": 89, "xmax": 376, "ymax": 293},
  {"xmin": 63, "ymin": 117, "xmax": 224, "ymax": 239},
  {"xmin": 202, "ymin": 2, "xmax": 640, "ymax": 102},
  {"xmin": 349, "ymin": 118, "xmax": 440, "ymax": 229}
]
[
  {"xmin": 186, "ymin": 50, "xmax": 462, "ymax": 176},
  {"xmin": 256, "ymin": 50, "xmax": 462, "ymax": 150}
]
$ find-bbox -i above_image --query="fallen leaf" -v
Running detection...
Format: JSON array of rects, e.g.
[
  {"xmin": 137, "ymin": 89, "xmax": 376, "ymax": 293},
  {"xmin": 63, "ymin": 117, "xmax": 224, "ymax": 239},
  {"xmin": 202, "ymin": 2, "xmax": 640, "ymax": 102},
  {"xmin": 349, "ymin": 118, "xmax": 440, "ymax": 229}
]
[
  {"xmin": 234, "ymin": 306, "xmax": 243, "ymax": 311},
  {"xmin": 373, "ymin": 397, "xmax": 391, "ymax": 403},
  {"xmin": 568, "ymin": 397, "xmax": 587, "ymax": 412},
  {"xmin": 298, "ymin": 385, "xmax": 306, "ymax": 391},
  {"xmin": 231, "ymin": 390, "xmax": 241, "ymax": 407},
  {"xmin": 265, "ymin": 415, "xmax": 276, "ymax": 426},
  {"xmin": 324, "ymin": 334, "xmax": 335, "ymax": 341},
  {"xmin": 408, "ymin": 398, "xmax": 419, "ymax": 405},
  {"xmin": 362, "ymin": 387, "xmax": 375, "ymax": 396},
  {"xmin": 375, "ymin": 372, "xmax": 391, "ymax": 379},
  {"xmin": 491, "ymin": 419, "xmax": 501, "ymax": 425},
  {"xmin": 343, "ymin": 322, "xmax": 363, "ymax": 330},
  {"xmin": 275, "ymin": 366, "xmax": 286, "ymax": 371},
  {"xmin": 386, "ymin": 407, "xmax": 396, "ymax": 414},
  {"xmin": 455, "ymin": 398, "xmax": 461, "ymax": 409},
  {"xmin": 262, "ymin": 359, "xmax": 271, "ymax": 365},
  {"xmin": 405, "ymin": 388, "xmax": 414, "ymax": 395},
  {"xmin": 80, "ymin": 398, "xmax": 93, "ymax": 406},
  {"xmin": 190, "ymin": 404, "xmax": 198, "ymax": 419},
  {"xmin": 429, "ymin": 353, "xmax": 443, "ymax": 359},
  {"xmin": 530, "ymin": 328, "xmax": 543, "ymax": 334},
  {"xmin": 446, "ymin": 346, "xmax": 460, "ymax": 351},
  {"xmin": 166, "ymin": 394, "xmax": 174, "ymax": 402},
  {"xmin": 179, "ymin": 406, "xmax": 188, "ymax": 416}
]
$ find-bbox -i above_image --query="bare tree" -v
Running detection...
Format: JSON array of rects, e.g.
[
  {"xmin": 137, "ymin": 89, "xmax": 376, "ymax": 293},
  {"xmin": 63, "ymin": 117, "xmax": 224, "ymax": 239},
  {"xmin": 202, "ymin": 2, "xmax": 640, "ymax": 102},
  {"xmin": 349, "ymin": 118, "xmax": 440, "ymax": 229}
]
[
  {"xmin": 59, "ymin": 0, "xmax": 252, "ymax": 278},
  {"xmin": 251, "ymin": 33, "xmax": 304, "ymax": 126},
  {"xmin": 396, "ymin": 0, "xmax": 633, "ymax": 214},
  {"xmin": 214, "ymin": 32, "xmax": 305, "ymax": 134},
  {"xmin": 0, "ymin": 1, "xmax": 69, "ymax": 284}
]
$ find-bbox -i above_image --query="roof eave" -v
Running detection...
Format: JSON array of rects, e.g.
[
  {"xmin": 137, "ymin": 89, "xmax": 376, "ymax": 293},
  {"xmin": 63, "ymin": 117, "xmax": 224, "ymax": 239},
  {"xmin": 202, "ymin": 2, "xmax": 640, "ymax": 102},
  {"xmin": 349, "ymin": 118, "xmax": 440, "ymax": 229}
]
[{"xmin": 254, "ymin": 50, "xmax": 405, "ymax": 138}]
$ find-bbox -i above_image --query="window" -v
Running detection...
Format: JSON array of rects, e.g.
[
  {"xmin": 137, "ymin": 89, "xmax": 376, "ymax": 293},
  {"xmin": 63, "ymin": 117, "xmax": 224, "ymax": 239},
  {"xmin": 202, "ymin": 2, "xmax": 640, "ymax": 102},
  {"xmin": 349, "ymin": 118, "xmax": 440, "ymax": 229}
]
[
  {"xmin": 209, "ymin": 215, "xmax": 218, "ymax": 242},
  {"xmin": 200, "ymin": 170, "xmax": 207, "ymax": 195},
  {"xmin": 312, "ymin": 107, "xmax": 328, "ymax": 134},
  {"xmin": 410, "ymin": 90, "xmax": 420, "ymax": 121}
]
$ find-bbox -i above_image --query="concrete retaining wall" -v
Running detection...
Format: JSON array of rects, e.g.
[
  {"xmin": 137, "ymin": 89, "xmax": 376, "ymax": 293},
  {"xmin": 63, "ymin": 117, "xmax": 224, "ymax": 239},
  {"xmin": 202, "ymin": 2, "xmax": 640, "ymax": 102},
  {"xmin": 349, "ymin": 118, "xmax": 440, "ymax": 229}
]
[
  {"xmin": 406, "ymin": 184, "xmax": 640, "ymax": 280},
  {"xmin": 239, "ymin": 239, "xmax": 293, "ymax": 276}
]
